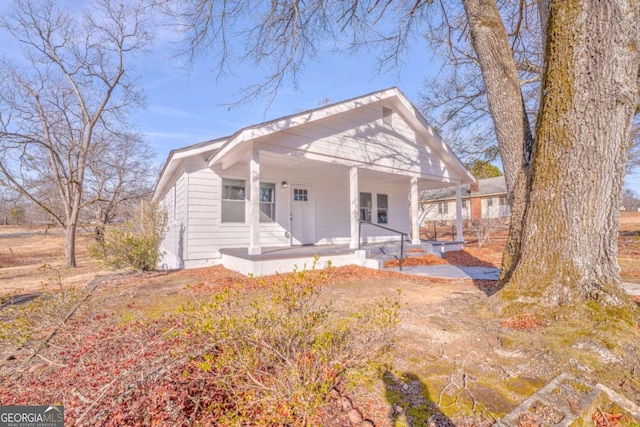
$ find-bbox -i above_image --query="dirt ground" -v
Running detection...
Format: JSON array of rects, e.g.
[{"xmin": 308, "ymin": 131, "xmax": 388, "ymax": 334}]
[{"xmin": 1, "ymin": 213, "xmax": 640, "ymax": 426}]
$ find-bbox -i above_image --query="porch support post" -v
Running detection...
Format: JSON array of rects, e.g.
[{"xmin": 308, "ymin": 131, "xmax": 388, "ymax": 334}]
[
  {"xmin": 248, "ymin": 146, "xmax": 261, "ymax": 255},
  {"xmin": 349, "ymin": 167, "xmax": 359, "ymax": 249},
  {"xmin": 455, "ymin": 184, "xmax": 464, "ymax": 242},
  {"xmin": 410, "ymin": 176, "xmax": 421, "ymax": 245}
]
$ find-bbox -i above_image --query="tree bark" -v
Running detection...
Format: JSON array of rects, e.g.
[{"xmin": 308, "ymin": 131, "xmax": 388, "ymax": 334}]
[
  {"xmin": 461, "ymin": 0, "xmax": 533, "ymax": 283},
  {"xmin": 499, "ymin": 0, "xmax": 639, "ymax": 308},
  {"xmin": 462, "ymin": 0, "xmax": 526, "ymax": 194},
  {"xmin": 65, "ymin": 222, "xmax": 77, "ymax": 268}
]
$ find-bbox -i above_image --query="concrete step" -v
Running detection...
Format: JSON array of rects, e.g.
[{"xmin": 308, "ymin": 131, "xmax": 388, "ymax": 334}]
[{"xmin": 356, "ymin": 241, "xmax": 441, "ymax": 270}]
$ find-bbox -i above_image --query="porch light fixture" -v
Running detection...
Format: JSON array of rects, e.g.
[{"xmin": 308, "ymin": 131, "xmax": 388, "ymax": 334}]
[{"xmin": 281, "ymin": 181, "xmax": 288, "ymax": 189}]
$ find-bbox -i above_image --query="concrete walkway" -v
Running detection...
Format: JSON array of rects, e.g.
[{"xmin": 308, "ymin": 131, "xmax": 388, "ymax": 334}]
[
  {"xmin": 387, "ymin": 264, "xmax": 500, "ymax": 281},
  {"xmin": 387, "ymin": 265, "xmax": 640, "ymax": 297}
]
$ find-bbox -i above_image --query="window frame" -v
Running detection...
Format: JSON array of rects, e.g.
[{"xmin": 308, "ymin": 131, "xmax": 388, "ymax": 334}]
[
  {"xmin": 437, "ymin": 202, "xmax": 449, "ymax": 215},
  {"xmin": 221, "ymin": 178, "xmax": 246, "ymax": 223},
  {"xmin": 359, "ymin": 192, "xmax": 373, "ymax": 222},
  {"xmin": 376, "ymin": 194, "xmax": 388, "ymax": 224},
  {"xmin": 359, "ymin": 191, "xmax": 389, "ymax": 224},
  {"xmin": 259, "ymin": 182, "xmax": 276, "ymax": 222}
]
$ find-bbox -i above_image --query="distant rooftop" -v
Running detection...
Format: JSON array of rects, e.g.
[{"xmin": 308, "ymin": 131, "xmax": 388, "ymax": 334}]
[{"xmin": 421, "ymin": 176, "xmax": 506, "ymax": 201}]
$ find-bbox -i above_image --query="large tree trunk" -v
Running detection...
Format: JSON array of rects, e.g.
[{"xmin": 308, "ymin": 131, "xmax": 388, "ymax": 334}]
[
  {"xmin": 498, "ymin": 0, "xmax": 639, "ymax": 308},
  {"xmin": 462, "ymin": 0, "xmax": 534, "ymax": 283}
]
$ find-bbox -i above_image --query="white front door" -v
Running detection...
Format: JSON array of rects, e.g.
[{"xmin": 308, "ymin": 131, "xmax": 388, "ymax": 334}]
[{"xmin": 290, "ymin": 184, "xmax": 314, "ymax": 245}]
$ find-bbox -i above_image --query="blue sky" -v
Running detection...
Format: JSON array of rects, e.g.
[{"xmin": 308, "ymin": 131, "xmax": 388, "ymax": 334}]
[
  {"xmin": 135, "ymin": 30, "xmax": 439, "ymax": 164},
  {"xmin": 135, "ymin": 29, "xmax": 640, "ymax": 193},
  {"xmin": 0, "ymin": 0, "xmax": 638, "ymax": 193}
]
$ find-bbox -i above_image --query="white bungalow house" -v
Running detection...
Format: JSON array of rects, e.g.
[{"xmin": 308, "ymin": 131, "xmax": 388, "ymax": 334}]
[
  {"xmin": 152, "ymin": 88, "xmax": 475, "ymax": 275},
  {"xmin": 419, "ymin": 176, "xmax": 510, "ymax": 225}
]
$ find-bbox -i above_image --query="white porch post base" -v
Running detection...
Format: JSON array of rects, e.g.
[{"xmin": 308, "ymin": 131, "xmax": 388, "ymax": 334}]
[
  {"xmin": 248, "ymin": 246, "xmax": 262, "ymax": 255},
  {"xmin": 410, "ymin": 176, "xmax": 420, "ymax": 245},
  {"xmin": 349, "ymin": 167, "xmax": 360, "ymax": 249}
]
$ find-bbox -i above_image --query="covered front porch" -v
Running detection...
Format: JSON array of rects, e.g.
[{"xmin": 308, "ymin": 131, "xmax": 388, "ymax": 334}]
[{"xmin": 211, "ymin": 146, "xmax": 467, "ymax": 259}]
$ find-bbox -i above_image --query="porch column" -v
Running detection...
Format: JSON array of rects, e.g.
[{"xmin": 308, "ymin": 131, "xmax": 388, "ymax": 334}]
[
  {"xmin": 349, "ymin": 166, "xmax": 359, "ymax": 249},
  {"xmin": 410, "ymin": 176, "xmax": 421, "ymax": 245},
  {"xmin": 248, "ymin": 146, "xmax": 261, "ymax": 255},
  {"xmin": 455, "ymin": 184, "xmax": 464, "ymax": 241}
]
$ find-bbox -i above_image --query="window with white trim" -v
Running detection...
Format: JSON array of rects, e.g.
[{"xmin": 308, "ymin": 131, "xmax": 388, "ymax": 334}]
[
  {"xmin": 377, "ymin": 194, "xmax": 388, "ymax": 224},
  {"xmin": 221, "ymin": 179, "xmax": 246, "ymax": 223},
  {"xmin": 360, "ymin": 192, "xmax": 372, "ymax": 222},
  {"xmin": 293, "ymin": 188, "xmax": 308, "ymax": 201},
  {"xmin": 437, "ymin": 202, "xmax": 449, "ymax": 214},
  {"xmin": 360, "ymin": 192, "xmax": 389, "ymax": 224},
  {"xmin": 487, "ymin": 197, "xmax": 494, "ymax": 207},
  {"xmin": 259, "ymin": 183, "xmax": 276, "ymax": 222}
]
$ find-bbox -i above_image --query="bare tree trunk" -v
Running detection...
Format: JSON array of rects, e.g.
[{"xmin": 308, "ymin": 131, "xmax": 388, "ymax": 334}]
[
  {"xmin": 65, "ymin": 221, "xmax": 77, "ymax": 268},
  {"xmin": 462, "ymin": 0, "xmax": 526, "ymax": 194},
  {"xmin": 461, "ymin": 0, "xmax": 534, "ymax": 284},
  {"xmin": 499, "ymin": 0, "xmax": 639, "ymax": 309}
]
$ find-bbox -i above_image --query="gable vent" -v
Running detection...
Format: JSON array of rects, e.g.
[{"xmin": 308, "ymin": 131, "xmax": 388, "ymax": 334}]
[{"xmin": 382, "ymin": 107, "xmax": 393, "ymax": 127}]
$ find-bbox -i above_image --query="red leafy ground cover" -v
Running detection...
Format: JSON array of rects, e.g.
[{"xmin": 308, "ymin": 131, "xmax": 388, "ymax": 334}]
[
  {"xmin": 1, "ymin": 265, "xmax": 468, "ymax": 426},
  {"xmin": 383, "ymin": 249, "xmax": 500, "ymax": 269},
  {"xmin": 443, "ymin": 249, "xmax": 500, "ymax": 268},
  {"xmin": 384, "ymin": 253, "xmax": 448, "ymax": 268},
  {"xmin": 500, "ymin": 314, "xmax": 546, "ymax": 331}
]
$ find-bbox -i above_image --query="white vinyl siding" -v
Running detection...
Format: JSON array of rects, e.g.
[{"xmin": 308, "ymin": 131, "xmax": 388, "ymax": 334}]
[
  {"xmin": 483, "ymin": 196, "xmax": 511, "ymax": 219},
  {"xmin": 186, "ymin": 168, "xmax": 218, "ymax": 260},
  {"xmin": 258, "ymin": 103, "xmax": 448, "ymax": 179}
]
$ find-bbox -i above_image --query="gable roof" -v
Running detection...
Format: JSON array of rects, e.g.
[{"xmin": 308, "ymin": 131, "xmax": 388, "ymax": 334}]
[
  {"xmin": 421, "ymin": 176, "xmax": 507, "ymax": 202},
  {"xmin": 153, "ymin": 87, "xmax": 475, "ymax": 201}
]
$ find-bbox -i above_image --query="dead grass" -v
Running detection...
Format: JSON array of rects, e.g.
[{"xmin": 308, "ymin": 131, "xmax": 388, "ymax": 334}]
[{"xmin": 0, "ymin": 227, "xmax": 109, "ymax": 298}]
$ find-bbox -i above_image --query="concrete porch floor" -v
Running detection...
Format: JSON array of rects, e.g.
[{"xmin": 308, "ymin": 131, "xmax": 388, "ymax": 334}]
[
  {"xmin": 218, "ymin": 240, "xmax": 462, "ymax": 277},
  {"xmin": 219, "ymin": 243, "xmax": 358, "ymax": 261}
]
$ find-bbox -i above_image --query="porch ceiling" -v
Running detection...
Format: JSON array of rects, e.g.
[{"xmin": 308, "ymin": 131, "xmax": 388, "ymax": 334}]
[{"xmin": 228, "ymin": 151, "xmax": 450, "ymax": 190}]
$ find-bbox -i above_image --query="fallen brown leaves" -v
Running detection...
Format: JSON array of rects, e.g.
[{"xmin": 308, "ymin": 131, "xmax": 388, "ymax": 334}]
[
  {"xmin": 592, "ymin": 409, "xmax": 635, "ymax": 427},
  {"xmin": 500, "ymin": 314, "xmax": 546, "ymax": 331},
  {"xmin": 383, "ymin": 253, "xmax": 447, "ymax": 268},
  {"xmin": 444, "ymin": 249, "xmax": 499, "ymax": 268}
]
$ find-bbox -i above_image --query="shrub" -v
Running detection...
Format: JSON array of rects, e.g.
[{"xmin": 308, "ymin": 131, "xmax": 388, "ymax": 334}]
[
  {"xmin": 90, "ymin": 201, "xmax": 167, "ymax": 271},
  {"xmin": 0, "ymin": 266, "xmax": 84, "ymax": 347},
  {"xmin": 181, "ymin": 261, "xmax": 400, "ymax": 426}
]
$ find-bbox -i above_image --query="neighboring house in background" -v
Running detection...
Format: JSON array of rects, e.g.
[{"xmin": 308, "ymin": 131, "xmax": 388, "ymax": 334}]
[
  {"xmin": 152, "ymin": 87, "xmax": 474, "ymax": 275},
  {"xmin": 420, "ymin": 176, "xmax": 510, "ymax": 225}
]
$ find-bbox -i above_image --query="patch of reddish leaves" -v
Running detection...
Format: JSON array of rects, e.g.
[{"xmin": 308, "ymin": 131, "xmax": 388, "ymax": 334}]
[
  {"xmin": 0, "ymin": 315, "xmax": 216, "ymax": 426},
  {"xmin": 384, "ymin": 253, "xmax": 448, "ymax": 269},
  {"xmin": 592, "ymin": 409, "xmax": 634, "ymax": 427},
  {"xmin": 443, "ymin": 249, "xmax": 499, "ymax": 268},
  {"xmin": 500, "ymin": 313, "xmax": 546, "ymax": 330}
]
